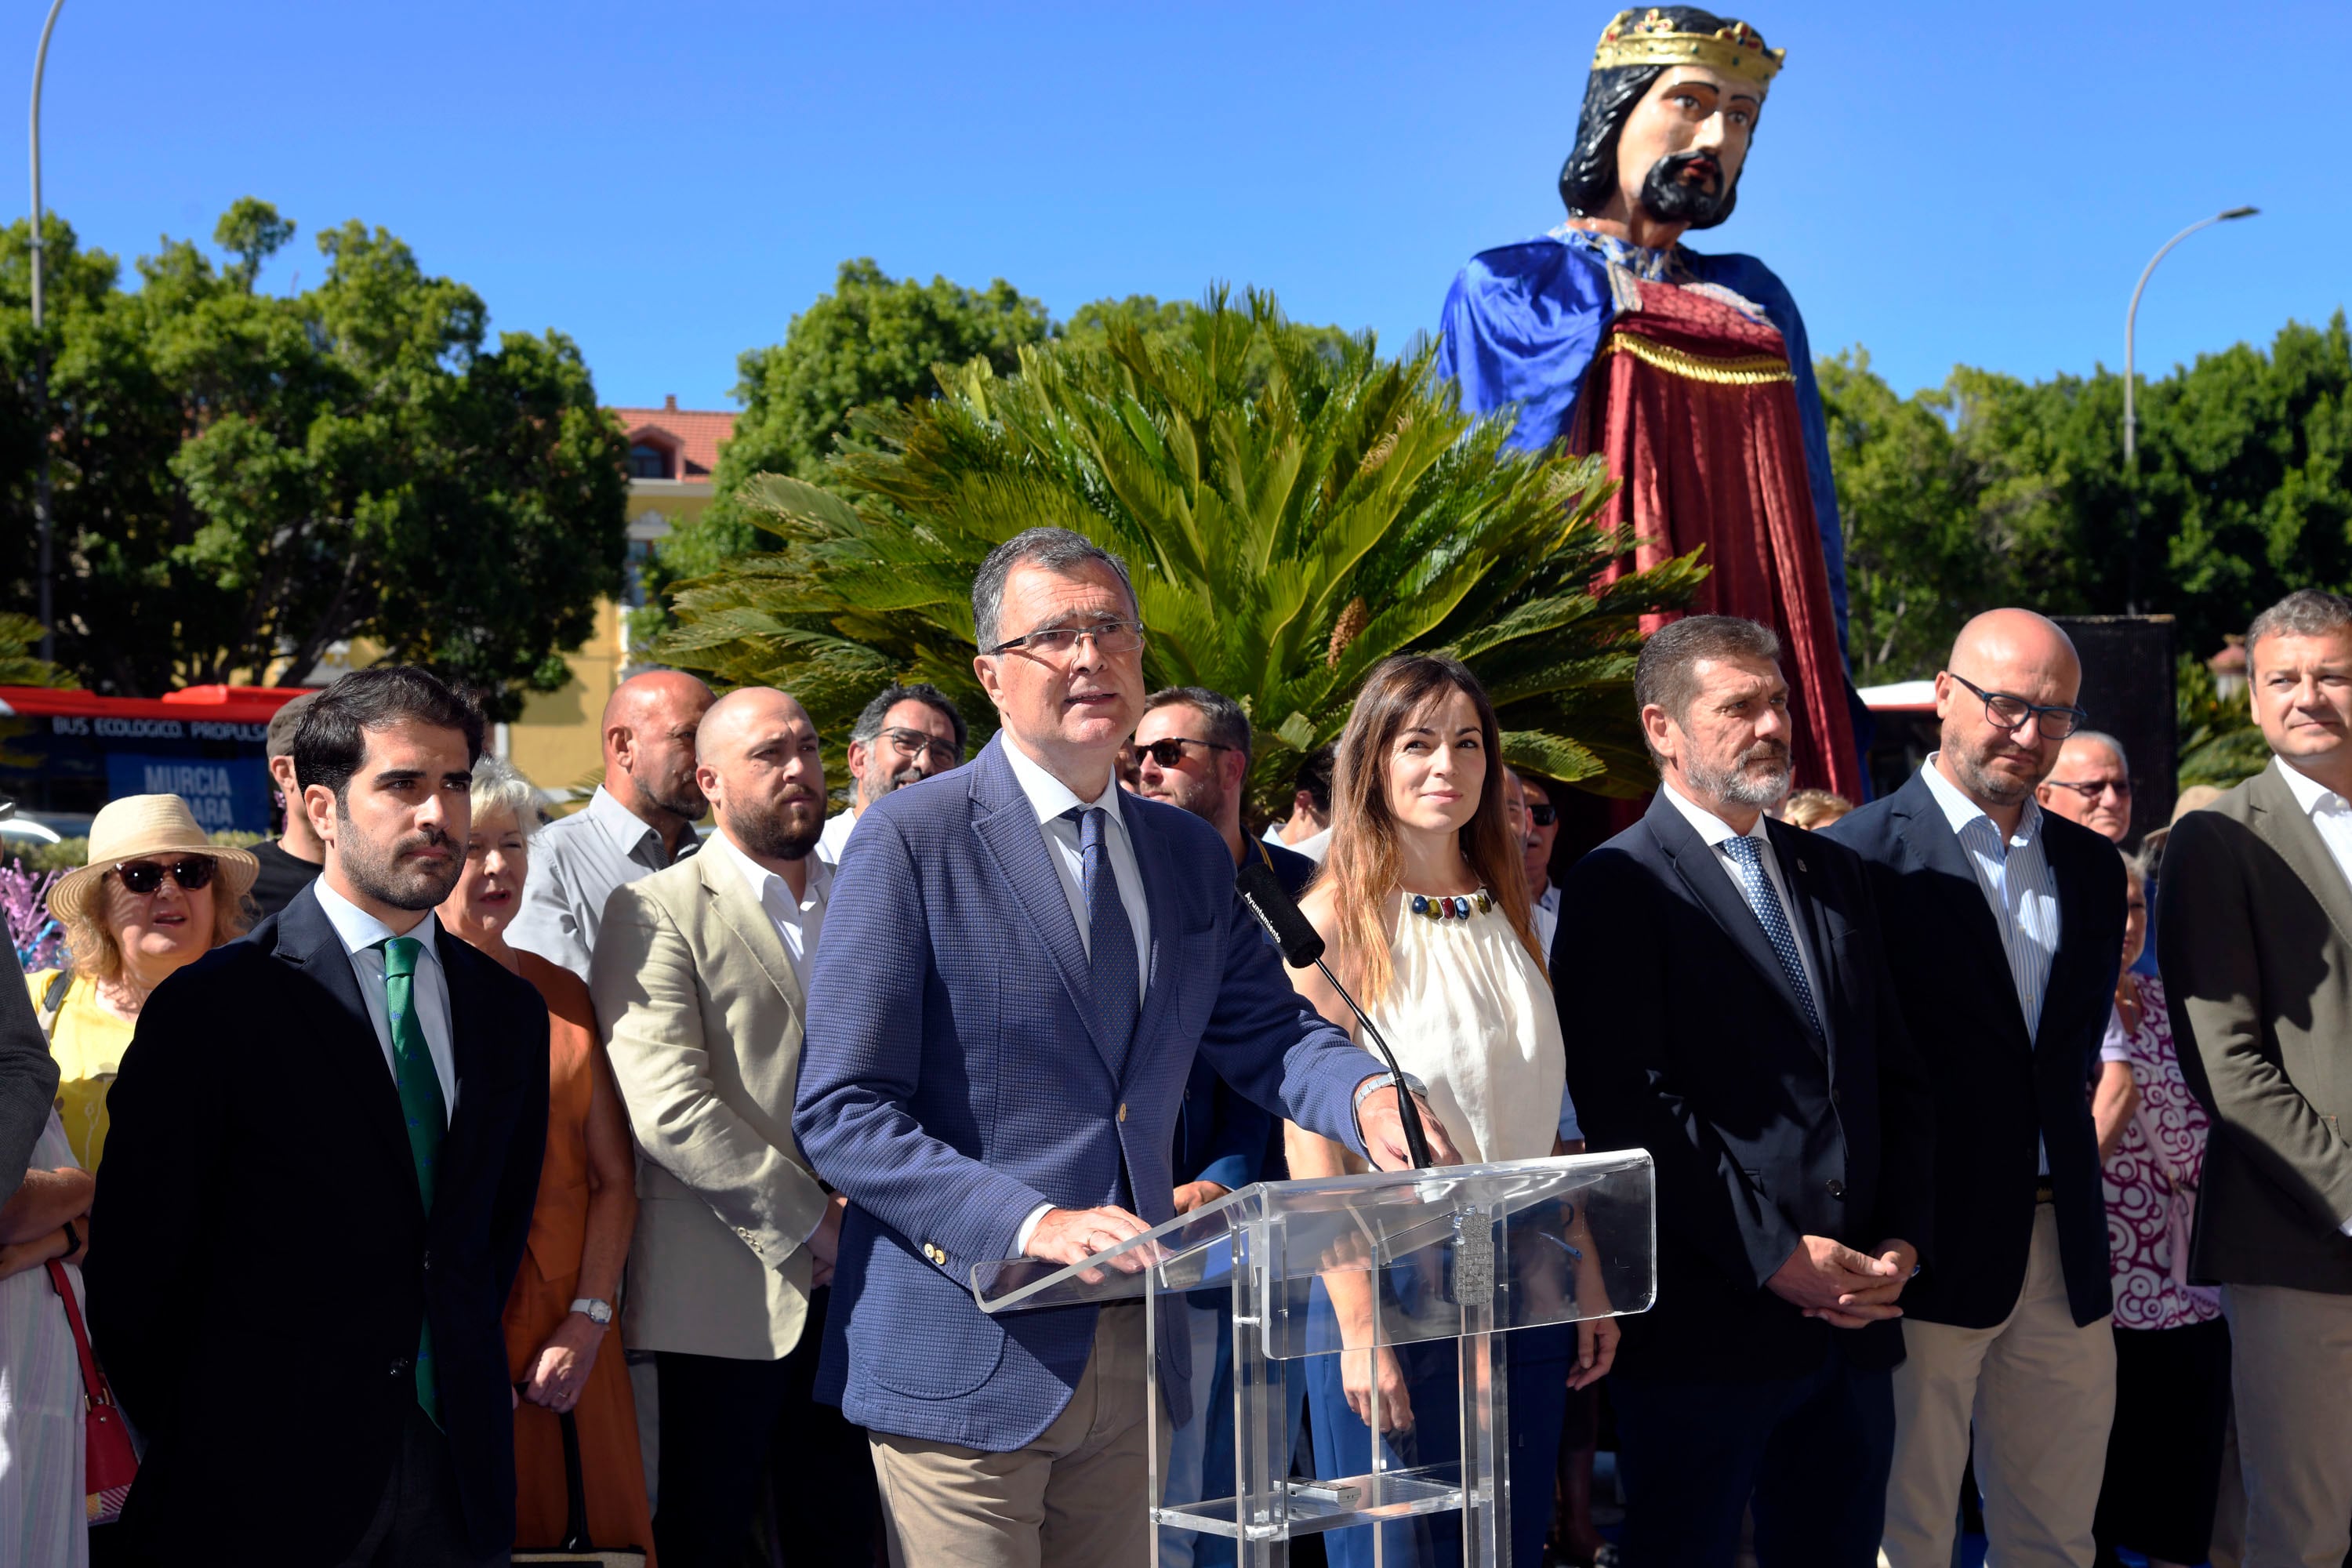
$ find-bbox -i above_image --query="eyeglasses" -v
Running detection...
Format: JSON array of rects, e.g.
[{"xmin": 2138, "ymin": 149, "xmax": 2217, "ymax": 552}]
[
  {"xmin": 2043, "ymin": 777, "xmax": 2130, "ymax": 802},
  {"xmin": 1526, "ymin": 803, "xmax": 1557, "ymax": 827},
  {"xmin": 112, "ymin": 857, "xmax": 216, "ymax": 895},
  {"xmin": 1131, "ymin": 737, "xmax": 1235, "ymax": 768},
  {"xmin": 1947, "ymin": 673, "xmax": 2089, "ymax": 741},
  {"xmin": 877, "ymin": 727, "xmax": 960, "ymax": 766},
  {"xmin": 985, "ymin": 619, "xmax": 1146, "ymax": 659}
]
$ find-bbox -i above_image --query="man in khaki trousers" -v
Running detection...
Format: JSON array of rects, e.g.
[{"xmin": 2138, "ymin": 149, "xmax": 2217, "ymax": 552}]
[
  {"xmin": 591, "ymin": 687, "xmax": 874, "ymax": 1567},
  {"xmin": 2165, "ymin": 589, "xmax": 2352, "ymax": 1568}
]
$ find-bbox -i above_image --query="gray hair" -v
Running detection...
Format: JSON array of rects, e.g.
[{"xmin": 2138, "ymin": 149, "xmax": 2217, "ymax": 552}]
[
  {"xmin": 1632, "ymin": 615, "xmax": 1784, "ymax": 759},
  {"xmin": 972, "ymin": 527, "xmax": 1138, "ymax": 651},
  {"xmin": 849, "ymin": 682, "xmax": 968, "ymax": 757},
  {"xmin": 468, "ymin": 754, "xmax": 543, "ymax": 839},
  {"xmin": 2067, "ymin": 728, "xmax": 2130, "ymax": 775},
  {"xmin": 2248, "ymin": 589, "xmax": 2352, "ymax": 663},
  {"xmin": 1144, "ymin": 686, "xmax": 1251, "ymax": 760}
]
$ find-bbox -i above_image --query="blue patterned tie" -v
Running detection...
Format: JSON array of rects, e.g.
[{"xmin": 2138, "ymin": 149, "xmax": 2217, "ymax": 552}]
[
  {"xmin": 1069, "ymin": 807, "xmax": 1139, "ymax": 1069},
  {"xmin": 380, "ymin": 935, "xmax": 448, "ymax": 1427},
  {"xmin": 1722, "ymin": 836, "xmax": 1824, "ymax": 1040}
]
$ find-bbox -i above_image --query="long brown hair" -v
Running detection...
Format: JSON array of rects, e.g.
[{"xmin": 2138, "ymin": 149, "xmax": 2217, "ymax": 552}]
[{"xmin": 1315, "ymin": 655, "xmax": 1544, "ymax": 1006}]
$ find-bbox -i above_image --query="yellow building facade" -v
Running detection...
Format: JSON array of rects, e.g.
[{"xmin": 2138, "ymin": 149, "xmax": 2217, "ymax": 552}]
[{"xmin": 502, "ymin": 398, "xmax": 737, "ymax": 798}]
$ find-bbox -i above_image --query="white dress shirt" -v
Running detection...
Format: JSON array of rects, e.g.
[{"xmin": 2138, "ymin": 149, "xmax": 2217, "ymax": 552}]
[
  {"xmin": 1530, "ymin": 879, "xmax": 1562, "ymax": 963},
  {"xmin": 706, "ymin": 828, "xmax": 833, "ymax": 972},
  {"xmin": 1919, "ymin": 756, "xmax": 2063, "ymax": 1173},
  {"xmin": 2267, "ymin": 758, "xmax": 2352, "ymax": 1238},
  {"xmin": 1001, "ymin": 735, "xmax": 1151, "ymax": 1007},
  {"xmin": 314, "ymin": 877, "xmax": 459, "ymax": 1117},
  {"xmin": 1002, "ymin": 736, "xmax": 1157, "ymax": 1255},
  {"xmin": 1658, "ymin": 781, "xmax": 1824, "ymax": 1011},
  {"xmin": 814, "ymin": 808, "xmax": 859, "ymax": 868}
]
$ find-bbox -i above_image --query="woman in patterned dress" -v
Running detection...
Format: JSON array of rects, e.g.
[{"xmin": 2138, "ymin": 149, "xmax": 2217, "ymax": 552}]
[{"xmin": 2090, "ymin": 850, "xmax": 2229, "ymax": 1568}]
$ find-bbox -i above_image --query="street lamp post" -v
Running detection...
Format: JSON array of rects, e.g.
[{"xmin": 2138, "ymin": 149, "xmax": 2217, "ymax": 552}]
[
  {"xmin": 2120, "ymin": 204, "xmax": 2257, "ymax": 612},
  {"xmin": 27, "ymin": 0, "xmax": 65, "ymax": 663}
]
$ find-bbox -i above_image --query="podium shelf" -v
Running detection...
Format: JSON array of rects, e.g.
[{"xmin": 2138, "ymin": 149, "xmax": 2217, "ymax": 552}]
[{"xmin": 1153, "ymin": 1465, "xmax": 1482, "ymax": 1540}]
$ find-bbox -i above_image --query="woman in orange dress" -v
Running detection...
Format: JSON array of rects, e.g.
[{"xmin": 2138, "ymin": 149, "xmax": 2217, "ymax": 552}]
[{"xmin": 439, "ymin": 757, "xmax": 655, "ymax": 1561}]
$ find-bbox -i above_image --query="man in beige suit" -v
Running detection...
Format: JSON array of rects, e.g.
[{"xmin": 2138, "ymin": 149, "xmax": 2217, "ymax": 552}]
[
  {"xmin": 590, "ymin": 686, "xmax": 875, "ymax": 1568},
  {"xmin": 2163, "ymin": 588, "xmax": 2352, "ymax": 1568}
]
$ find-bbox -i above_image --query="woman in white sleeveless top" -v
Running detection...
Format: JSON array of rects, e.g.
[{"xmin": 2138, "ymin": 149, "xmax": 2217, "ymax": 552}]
[{"xmin": 1283, "ymin": 655, "xmax": 1617, "ymax": 1568}]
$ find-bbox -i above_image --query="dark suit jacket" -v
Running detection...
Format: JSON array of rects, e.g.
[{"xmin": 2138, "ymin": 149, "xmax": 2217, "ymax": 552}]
[
  {"xmin": 1557, "ymin": 791, "xmax": 1934, "ymax": 1381},
  {"xmin": 793, "ymin": 737, "xmax": 1380, "ymax": 1450},
  {"xmin": 0, "ymin": 939, "xmax": 60, "ymax": 1194},
  {"xmin": 1827, "ymin": 768, "xmax": 2123, "ymax": 1329},
  {"xmin": 2161, "ymin": 760, "xmax": 2352, "ymax": 1292},
  {"xmin": 88, "ymin": 884, "xmax": 550, "ymax": 1563},
  {"xmin": 1171, "ymin": 837, "xmax": 1318, "ymax": 1192}
]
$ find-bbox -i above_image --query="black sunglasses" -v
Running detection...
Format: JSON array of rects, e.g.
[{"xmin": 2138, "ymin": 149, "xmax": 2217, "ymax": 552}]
[
  {"xmin": 1526, "ymin": 803, "xmax": 1557, "ymax": 827},
  {"xmin": 1130, "ymin": 737, "xmax": 1235, "ymax": 768},
  {"xmin": 112, "ymin": 856, "xmax": 217, "ymax": 895}
]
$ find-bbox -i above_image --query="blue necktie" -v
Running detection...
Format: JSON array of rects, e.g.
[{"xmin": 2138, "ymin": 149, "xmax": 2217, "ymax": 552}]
[
  {"xmin": 1722, "ymin": 836, "xmax": 1824, "ymax": 1040},
  {"xmin": 1069, "ymin": 806, "xmax": 1139, "ymax": 1068}
]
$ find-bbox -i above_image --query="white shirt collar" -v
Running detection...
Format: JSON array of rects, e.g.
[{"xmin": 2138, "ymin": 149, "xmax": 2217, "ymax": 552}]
[
  {"xmin": 2276, "ymin": 755, "xmax": 2351, "ymax": 817},
  {"xmin": 707, "ymin": 827, "xmax": 831, "ymax": 909},
  {"xmin": 1660, "ymin": 779, "xmax": 1768, "ymax": 851},
  {"xmin": 1920, "ymin": 753, "xmax": 2044, "ymax": 849},
  {"xmin": 1000, "ymin": 734, "xmax": 1127, "ymax": 836},
  {"xmin": 313, "ymin": 876, "xmax": 443, "ymax": 966}
]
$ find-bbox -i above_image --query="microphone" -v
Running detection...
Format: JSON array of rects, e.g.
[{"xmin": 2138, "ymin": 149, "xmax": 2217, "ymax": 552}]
[{"xmin": 1236, "ymin": 856, "xmax": 1433, "ymax": 1169}]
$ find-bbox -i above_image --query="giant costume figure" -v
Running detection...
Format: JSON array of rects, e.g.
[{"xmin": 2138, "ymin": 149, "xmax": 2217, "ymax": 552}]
[{"xmin": 1438, "ymin": 7, "xmax": 1861, "ymax": 797}]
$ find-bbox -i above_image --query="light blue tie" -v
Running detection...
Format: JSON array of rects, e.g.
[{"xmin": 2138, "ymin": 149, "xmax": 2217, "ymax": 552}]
[
  {"xmin": 1722, "ymin": 836, "xmax": 1824, "ymax": 1040},
  {"xmin": 1067, "ymin": 806, "xmax": 1138, "ymax": 1069}
]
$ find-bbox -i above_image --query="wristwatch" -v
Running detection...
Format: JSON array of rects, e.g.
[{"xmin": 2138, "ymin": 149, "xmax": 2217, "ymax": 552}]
[
  {"xmin": 1353, "ymin": 1070, "xmax": 1429, "ymax": 1116},
  {"xmin": 569, "ymin": 1297, "xmax": 614, "ymax": 1327}
]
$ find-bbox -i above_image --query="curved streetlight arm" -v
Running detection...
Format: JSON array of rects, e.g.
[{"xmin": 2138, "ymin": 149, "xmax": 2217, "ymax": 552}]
[
  {"xmin": 2124, "ymin": 205, "xmax": 2258, "ymax": 466},
  {"xmin": 27, "ymin": 0, "xmax": 64, "ymax": 330}
]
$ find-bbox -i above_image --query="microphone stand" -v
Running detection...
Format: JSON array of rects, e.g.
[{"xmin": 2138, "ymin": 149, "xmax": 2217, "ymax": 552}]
[{"xmin": 1305, "ymin": 953, "xmax": 1434, "ymax": 1171}]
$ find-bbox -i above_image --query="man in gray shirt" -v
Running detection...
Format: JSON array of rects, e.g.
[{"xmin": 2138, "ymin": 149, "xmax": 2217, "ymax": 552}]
[{"xmin": 509, "ymin": 668, "xmax": 715, "ymax": 978}]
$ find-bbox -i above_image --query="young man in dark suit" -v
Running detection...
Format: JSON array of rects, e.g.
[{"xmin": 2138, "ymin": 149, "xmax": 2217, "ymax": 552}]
[
  {"xmin": 1827, "ymin": 610, "xmax": 2125, "ymax": 1568},
  {"xmin": 90, "ymin": 667, "xmax": 550, "ymax": 1566},
  {"xmin": 1556, "ymin": 615, "xmax": 1933, "ymax": 1568}
]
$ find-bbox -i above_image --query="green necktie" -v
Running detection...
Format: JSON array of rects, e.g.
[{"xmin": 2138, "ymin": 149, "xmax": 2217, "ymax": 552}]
[{"xmin": 381, "ymin": 935, "xmax": 448, "ymax": 1428}]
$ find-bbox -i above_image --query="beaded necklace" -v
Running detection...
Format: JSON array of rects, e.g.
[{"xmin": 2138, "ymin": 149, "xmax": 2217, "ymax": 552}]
[{"xmin": 1406, "ymin": 889, "xmax": 1495, "ymax": 923}]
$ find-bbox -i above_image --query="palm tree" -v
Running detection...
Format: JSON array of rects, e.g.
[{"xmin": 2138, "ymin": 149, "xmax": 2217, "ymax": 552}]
[{"xmin": 659, "ymin": 290, "xmax": 1700, "ymax": 818}]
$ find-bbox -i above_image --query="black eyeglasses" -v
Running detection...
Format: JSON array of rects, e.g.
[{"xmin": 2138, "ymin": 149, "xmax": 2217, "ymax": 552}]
[
  {"xmin": 1947, "ymin": 673, "xmax": 2089, "ymax": 741},
  {"xmin": 985, "ymin": 619, "xmax": 1146, "ymax": 659},
  {"xmin": 112, "ymin": 857, "xmax": 217, "ymax": 895},
  {"xmin": 2042, "ymin": 777, "xmax": 2130, "ymax": 802},
  {"xmin": 1131, "ymin": 737, "xmax": 1234, "ymax": 768},
  {"xmin": 877, "ymin": 727, "xmax": 960, "ymax": 766},
  {"xmin": 1526, "ymin": 803, "xmax": 1557, "ymax": 827}
]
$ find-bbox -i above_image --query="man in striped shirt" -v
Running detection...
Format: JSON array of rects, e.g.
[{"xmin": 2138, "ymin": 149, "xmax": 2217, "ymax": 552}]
[{"xmin": 1829, "ymin": 610, "xmax": 2127, "ymax": 1568}]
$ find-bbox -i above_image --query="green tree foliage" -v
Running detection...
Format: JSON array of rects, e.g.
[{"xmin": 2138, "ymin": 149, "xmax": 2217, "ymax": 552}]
[
  {"xmin": 657, "ymin": 292, "xmax": 1701, "ymax": 812},
  {"xmin": 2176, "ymin": 652, "xmax": 2269, "ymax": 790},
  {"xmin": 1817, "ymin": 314, "xmax": 2352, "ymax": 684},
  {"xmin": 0, "ymin": 614, "xmax": 70, "ymax": 688},
  {"xmin": 0, "ymin": 203, "xmax": 629, "ymax": 716}
]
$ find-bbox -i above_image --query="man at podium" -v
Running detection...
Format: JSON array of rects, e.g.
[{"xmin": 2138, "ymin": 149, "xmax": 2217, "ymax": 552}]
[{"xmin": 794, "ymin": 528, "xmax": 1453, "ymax": 1566}]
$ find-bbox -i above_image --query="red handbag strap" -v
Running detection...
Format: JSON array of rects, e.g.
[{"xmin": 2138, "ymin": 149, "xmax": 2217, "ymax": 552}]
[{"xmin": 45, "ymin": 1260, "xmax": 114, "ymax": 1410}]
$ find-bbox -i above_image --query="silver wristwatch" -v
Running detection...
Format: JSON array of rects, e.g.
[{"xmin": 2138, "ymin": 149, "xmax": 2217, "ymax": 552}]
[
  {"xmin": 1353, "ymin": 1070, "xmax": 1429, "ymax": 1115},
  {"xmin": 569, "ymin": 1297, "xmax": 614, "ymax": 1327}
]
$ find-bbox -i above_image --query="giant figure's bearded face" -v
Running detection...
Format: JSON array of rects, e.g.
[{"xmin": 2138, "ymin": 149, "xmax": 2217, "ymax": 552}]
[{"xmin": 1610, "ymin": 64, "xmax": 1760, "ymax": 229}]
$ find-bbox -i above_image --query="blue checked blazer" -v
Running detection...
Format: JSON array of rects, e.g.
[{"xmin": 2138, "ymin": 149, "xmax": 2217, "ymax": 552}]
[{"xmin": 793, "ymin": 735, "xmax": 1381, "ymax": 1450}]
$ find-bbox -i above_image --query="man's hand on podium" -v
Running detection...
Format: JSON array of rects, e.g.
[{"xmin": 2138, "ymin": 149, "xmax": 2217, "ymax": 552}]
[
  {"xmin": 1172, "ymin": 1181, "xmax": 1231, "ymax": 1214},
  {"xmin": 1766, "ymin": 1236, "xmax": 1907, "ymax": 1328},
  {"xmin": 1026, "ymin": 1204, "xmax": 1154, "ymax": 1284},
  {"xmin": 1355, "ymin": 1083, "xmax": 1461, "ymax": 1169}
]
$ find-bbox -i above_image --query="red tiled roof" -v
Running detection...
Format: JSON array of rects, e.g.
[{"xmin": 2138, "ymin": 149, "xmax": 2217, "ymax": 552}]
[{"xmin": 608, "ymin": 397, "xmax": 737, "ymax": 480}]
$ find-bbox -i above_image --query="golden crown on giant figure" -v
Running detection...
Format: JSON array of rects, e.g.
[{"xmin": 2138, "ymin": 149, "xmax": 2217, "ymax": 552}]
[{"xmin": 1591, "ymin": 9, "xmax": 1784, "ymax": 86}]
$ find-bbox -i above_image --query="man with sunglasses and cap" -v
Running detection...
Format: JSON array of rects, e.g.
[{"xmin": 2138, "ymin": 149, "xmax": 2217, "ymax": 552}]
[
  {"xmin": 1825, "ymin": 609, "xmax": 2127, "ymax": 1568},
  {"xmin": 815, "ymin": 683, "xmax": 967, "ymax": 867}
]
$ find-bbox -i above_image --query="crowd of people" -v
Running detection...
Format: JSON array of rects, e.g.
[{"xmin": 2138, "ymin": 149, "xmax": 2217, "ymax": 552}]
[{"xmin": 1, "ymin": 528, "xmax": 2349, "ymax": 1568}]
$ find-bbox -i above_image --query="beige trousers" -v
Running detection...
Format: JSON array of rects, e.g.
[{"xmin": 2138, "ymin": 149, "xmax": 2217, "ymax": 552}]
[
  {"xmin": 2223, "ymin": 1282, "xmax": 2352, "ymax": 1568},
  {"xmin": 1880, "ymin": 1204, "xmax": 2117, "ymax": 1568},
  {"xmin": 870, "ymin": 1305, "xmax": 1168, "ymax": 1568}
]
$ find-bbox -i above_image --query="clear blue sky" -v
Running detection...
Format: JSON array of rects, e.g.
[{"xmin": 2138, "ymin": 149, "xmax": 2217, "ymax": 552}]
[{"xmin": 21, "ymin": 1, "xmax": 2343, "ymax": 413}]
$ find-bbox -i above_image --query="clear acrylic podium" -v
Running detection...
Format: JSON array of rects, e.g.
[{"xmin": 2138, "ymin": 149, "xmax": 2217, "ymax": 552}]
[{"xmin": 972, "ymin": 1151, "xmax": 1654, "ymax": 1566}]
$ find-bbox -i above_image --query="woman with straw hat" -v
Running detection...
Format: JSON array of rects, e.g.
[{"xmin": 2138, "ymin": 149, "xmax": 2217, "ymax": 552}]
[{"xmin": 24, "ymin": 795, "xmax": 256, "ymax": 1171}]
